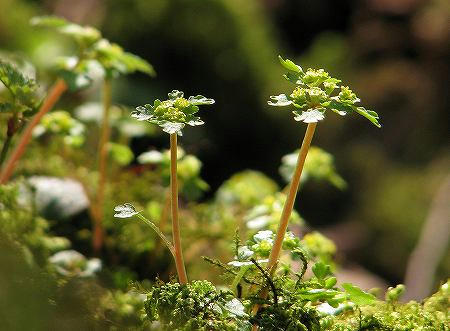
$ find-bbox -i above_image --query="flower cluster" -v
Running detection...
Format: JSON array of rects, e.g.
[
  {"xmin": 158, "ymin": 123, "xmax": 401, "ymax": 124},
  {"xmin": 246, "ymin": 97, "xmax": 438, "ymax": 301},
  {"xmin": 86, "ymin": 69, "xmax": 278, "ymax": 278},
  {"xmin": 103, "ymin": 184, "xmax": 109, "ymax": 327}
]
[
  {"xmin": 132, "ymin": 90, "xmax": 214, "ymax": 135},
  {"xmin": 268, "ymin": 56, "xmax": 381, "ymax": 127}
]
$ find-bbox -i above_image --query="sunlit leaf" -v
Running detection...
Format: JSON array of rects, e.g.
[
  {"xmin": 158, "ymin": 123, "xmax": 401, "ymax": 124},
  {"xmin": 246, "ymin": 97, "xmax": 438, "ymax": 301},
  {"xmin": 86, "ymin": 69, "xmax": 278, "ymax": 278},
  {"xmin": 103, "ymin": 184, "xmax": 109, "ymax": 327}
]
[
  {"xmin": 342, "ymin": 283, "xmax": 376, "ymax": 306},
  {"xmin": 279, "ymin": 55, "xmax": 303, "ymax": 74}
]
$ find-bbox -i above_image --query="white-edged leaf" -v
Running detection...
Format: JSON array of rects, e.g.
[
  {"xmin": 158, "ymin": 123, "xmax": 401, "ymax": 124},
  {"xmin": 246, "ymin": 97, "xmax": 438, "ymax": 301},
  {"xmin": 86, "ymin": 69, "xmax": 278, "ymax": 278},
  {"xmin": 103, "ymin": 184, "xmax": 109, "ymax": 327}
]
[
  {"xmin": 186, "ymin": 117, "xmax": 204, "ymax": 126},
  {"xmin": 114, "ymin": 203, "xmax": 139, "ymax": 218},
  {"xmin": 188, "ymin": 95, "xmax": 215, "ymax": 105},
  {"xmin": 268, "ymin": 94, "xmax": 292, "ymax": 107},
  {"xmin": 160, "ymin": 121, "xmax": 185, "ymax": 134},
  {"xmin": 253, "ymin": 230, "xmax": 274, "ymax": 243},
  {"xmin": 168, "ymin": 90, "xmax": 184, "ymax": 100},
  {"xmin": 294, "ymin": 109, "xmax": 325, "ymax": 123},
  {"xmin": 131, "ymin": 105, "xmax": 153, "ymax": 121}
]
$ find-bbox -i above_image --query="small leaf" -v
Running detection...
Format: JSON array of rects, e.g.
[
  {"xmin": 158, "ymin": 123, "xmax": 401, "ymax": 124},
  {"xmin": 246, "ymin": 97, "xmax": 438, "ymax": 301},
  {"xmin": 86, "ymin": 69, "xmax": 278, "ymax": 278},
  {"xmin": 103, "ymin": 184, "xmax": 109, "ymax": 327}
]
[
  {"xmin": 278, "ymin": 55, "xmax": 303, "ymax": 74},
  {"xmin": 283, "ymin": 72, "xmax": 303, "ymax": 85},
  {"xmin": 355, "ymin": 107, "xmax": 381, "ymax": 128},
  {"xmin": 312, "ymin": 261, "xmax": 331, "ymax": 280},
  {"xmin": 186, "ymin": 117, "xmax": 204, "ymax": 126},
  {"xmin": 188, "ymin": 95, "xmax": 215, "ymax": 105},
  {"xmin": 342, "ymin": 283, "xmax": 376, "ymax": 306},
  {"xmin": 293, "ymin": 109, "xmax": 325, "ymax": 123},
  {"xmin": 114, "ymin": 203, "xmax": 139, "ymax": 218},
  {"xmin": 131, "ymin": 105, "xmax": 154, "ymax": 121},
  {"xmin": 268, "ymin": 94, "xmax": 292, "ymax": 107}
]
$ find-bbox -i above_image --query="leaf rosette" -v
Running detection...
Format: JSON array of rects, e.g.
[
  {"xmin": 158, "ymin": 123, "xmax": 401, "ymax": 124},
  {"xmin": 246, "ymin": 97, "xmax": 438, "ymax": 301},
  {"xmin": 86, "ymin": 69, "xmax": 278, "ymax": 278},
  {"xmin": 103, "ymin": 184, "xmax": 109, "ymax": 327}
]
[
  {"xmin": 269, "ymin": 56, "xmax": 381, "ymax": 128},
  {"xmin": 132, "ymin": 90, "xmax": 214, "ymax": 135}
]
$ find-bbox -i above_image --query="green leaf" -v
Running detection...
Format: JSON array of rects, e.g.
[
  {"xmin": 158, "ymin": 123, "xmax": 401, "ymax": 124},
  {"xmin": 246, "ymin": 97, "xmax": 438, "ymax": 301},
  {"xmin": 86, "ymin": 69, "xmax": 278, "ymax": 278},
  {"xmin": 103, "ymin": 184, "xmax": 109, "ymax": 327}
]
[
  {"xmin": 342, "ymin": 283, "xmax": 376, "ymax": 306},
  {"xmin": 30, "ymin": 15, "xmax": 69, "ymax": 28},
  {"xmin": 279, "ymin": 55, "xmax": 303, "ymax": 74},
  {"xmin": 329, "ymin": 99, "xmax": 352, "ymax": 116},
  {"xmin": 283, "ymin": 72, "xmax": 303, "ymax": 85},
  {"xmin": 31, "ymin": 16, "xmax": 101, "ymax": 46},
  {"xmin": 293, "ymin": 109, "xmax": 325, "ymax": 123},
  {"xmin": 297, "ymin": 288, "xmax": 340, "ymax": 301},
  {"xmin": 312, "ymin": 261, "xmax": 331, "ymax": 280},
  {"xmin": 355, "ymin": 106, "xmax": 381, "ymax": 128},
  {"xmin": 93, "ymin": 39, "xmax": 155, "ymax": 76},
  {"xmin": 0, "ymin": 59, "xmax": 39, "ymax": 113}
]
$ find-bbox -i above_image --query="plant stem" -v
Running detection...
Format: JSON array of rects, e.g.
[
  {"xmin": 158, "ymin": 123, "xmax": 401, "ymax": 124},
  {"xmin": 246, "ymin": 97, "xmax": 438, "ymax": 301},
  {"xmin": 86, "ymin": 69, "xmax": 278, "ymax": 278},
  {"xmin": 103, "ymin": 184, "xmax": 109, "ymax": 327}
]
[
  {"xmin": 0, "ymin": 79, "xmax": 67, "ymax": 184},
  {"xmin": 251, "ymin": 123, "xmax": 317, "ymax": 331},
  {"xmin": 267, "ymin": 122, "xmax": 317, "ymax": 271},
  {"xmin": 170, "ymin": 133, "xmax": 188, "ymax": 284},
  {"xmin": 92, "ymin": 78, "xmax": 112, "ymax": 253},
  {"xmin": 0, "ymin": 116, "xmax": 17, "ymax": 166},
  {"xmin": 154, "ymin": 189, "xmax": 171, "ymax": 255},
  {"xmin": 136, "ymin": 214, "xmax": 176, "ymax": 259}
]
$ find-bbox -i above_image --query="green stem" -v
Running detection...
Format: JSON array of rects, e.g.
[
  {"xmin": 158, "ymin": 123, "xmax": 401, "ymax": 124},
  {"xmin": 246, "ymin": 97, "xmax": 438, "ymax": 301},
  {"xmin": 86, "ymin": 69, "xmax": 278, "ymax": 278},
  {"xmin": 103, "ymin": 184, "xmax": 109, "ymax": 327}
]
[
  {"xmin": 231, "ymin": 265, "xmax": 251, "ymax": 296},
  {"xmin": 170, "ymin": 133, "xmax": 188, "ymax": 284},
  {"xmin": 136, "ymin": 214, "xmax": 175, "ymax": 258},
  {"xmin": 0, "ymin": 135, "xmax": 12, "ymax": 167},
  {"xmin": 92, "ymin": 78, "xmax": 112, "ymax": 253}
]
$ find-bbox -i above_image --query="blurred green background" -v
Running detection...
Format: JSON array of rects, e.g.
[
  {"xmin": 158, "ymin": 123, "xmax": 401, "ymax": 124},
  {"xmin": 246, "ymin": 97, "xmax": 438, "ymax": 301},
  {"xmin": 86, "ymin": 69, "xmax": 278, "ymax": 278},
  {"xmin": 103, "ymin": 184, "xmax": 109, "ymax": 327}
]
[{"xmin": 0, "ymin": 0, "xmax": 448, "ymax": 300}]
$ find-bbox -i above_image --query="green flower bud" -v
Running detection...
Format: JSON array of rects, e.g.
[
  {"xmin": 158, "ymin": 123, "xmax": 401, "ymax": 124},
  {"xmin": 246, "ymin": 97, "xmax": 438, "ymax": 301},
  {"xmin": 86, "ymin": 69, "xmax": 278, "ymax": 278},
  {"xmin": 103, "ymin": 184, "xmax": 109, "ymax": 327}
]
[
  {"xmin": 338, "ymin": 86, "xmax": 360, "ymax": 104},
  {"xmin": 307, "ymin": 87, "xmax": 328, "ymax": 105},
  {"xmin": 290, "ymin": 87, "xmax": 307, "ymax": 106},
  {"xmin": 303, "ymin": 68, "xmax": 329, "ymax": 87},
  {"xmin": 174, "ymin": 97, "xmax": 190, "ymax": 110}
]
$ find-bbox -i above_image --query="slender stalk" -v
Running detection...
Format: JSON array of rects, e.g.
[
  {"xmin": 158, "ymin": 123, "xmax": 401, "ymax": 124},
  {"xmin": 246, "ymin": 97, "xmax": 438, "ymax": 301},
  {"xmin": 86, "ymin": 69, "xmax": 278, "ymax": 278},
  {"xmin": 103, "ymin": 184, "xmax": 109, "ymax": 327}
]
[
  {"xmin": 170, "ymin": 133, "xmax": 188, "ymax": 284},
  {"xmin": 0, "ymin": 135, "xmax": 12, "ymax": 166},
  {"xmin": 252, "ymin": 123, "xmax": 317, "ymax": 330},
  {"xmin": 92, "ymin": 78, "xmax": 112, "ymax": 253},
  {"xmin": 136, "ymin": 214, "xmax": 176, "ymax": 259},
  {"xmin": 0, "ymin": 116, "xmax": 17, "ymax": 166},
  {"xmin": 0, "ymin": 79, "xmax": 67, "ymax": 184},
  {"xmin": 267, "ymin": 122, "xmax": 317, "ymax": 271},
  {"xmin": 154, "ymin": 189, "xmax": 171, "ymax": 255}
]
